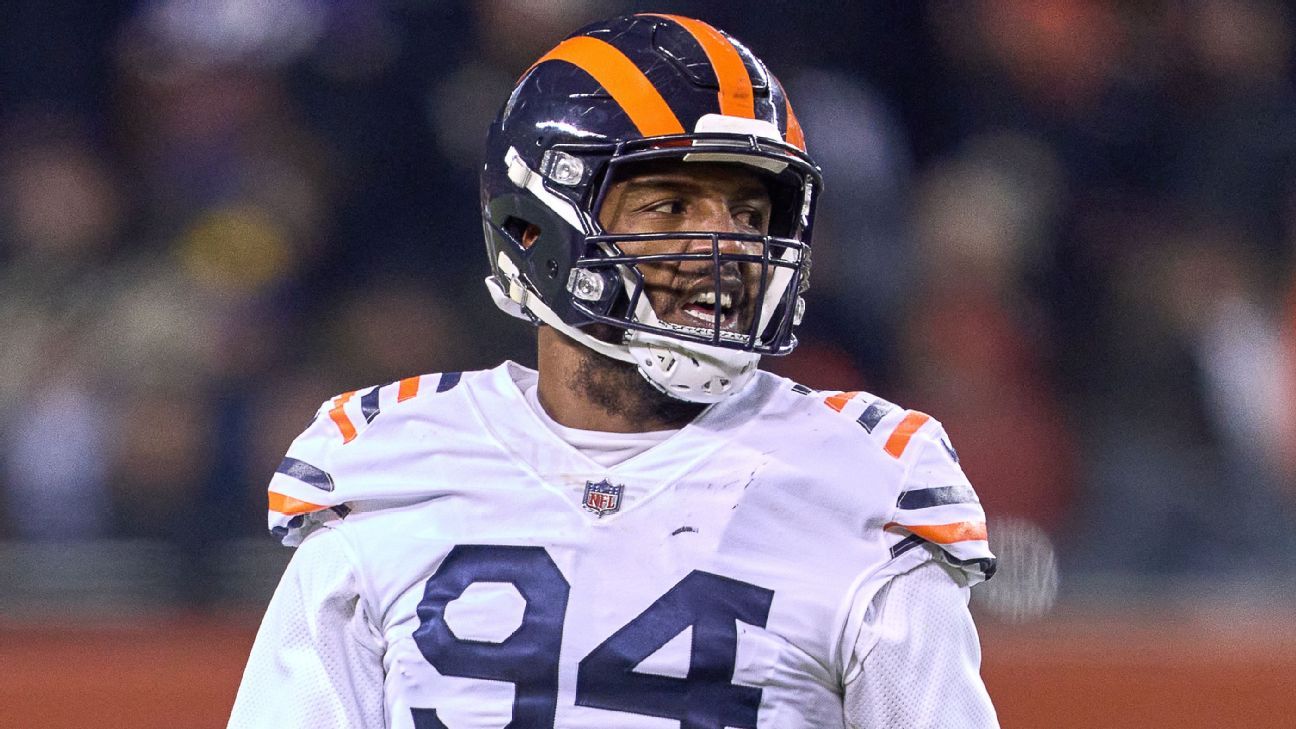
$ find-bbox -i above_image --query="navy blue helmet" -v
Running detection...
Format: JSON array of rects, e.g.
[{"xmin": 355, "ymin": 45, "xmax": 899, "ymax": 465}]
[{"xmin": 482, "ymin": 13, "xmax": 822, "ymax": 402}]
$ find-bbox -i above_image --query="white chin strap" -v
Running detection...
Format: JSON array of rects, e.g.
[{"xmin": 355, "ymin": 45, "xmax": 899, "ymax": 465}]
[
  {"xmin": 486, "ymin": 263, "xmax": 760, "ymax": 404},
  {"xmin": 623, "ymin": 329, "xmax": 759, "ymax": 403}
]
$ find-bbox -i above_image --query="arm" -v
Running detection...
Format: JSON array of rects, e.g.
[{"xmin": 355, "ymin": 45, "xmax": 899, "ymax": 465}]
[
  {"xmin": 228, "ymin": 525, "xmax": 387, "ymax": 728},
  {"xmin": 843, "ymin": 561, "xmax": 998, "ymax": 729}
]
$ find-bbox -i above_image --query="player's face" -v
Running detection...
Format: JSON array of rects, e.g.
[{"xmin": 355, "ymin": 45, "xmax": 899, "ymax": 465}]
[{"xmin": 597, "ymin": 161, "xmax": 772, "ymax": 334}]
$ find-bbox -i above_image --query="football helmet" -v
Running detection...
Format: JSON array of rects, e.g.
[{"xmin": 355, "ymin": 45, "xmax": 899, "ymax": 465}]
[{"xmin": 481, "ymin": 13, "xmax": 821, "ymax": 402}]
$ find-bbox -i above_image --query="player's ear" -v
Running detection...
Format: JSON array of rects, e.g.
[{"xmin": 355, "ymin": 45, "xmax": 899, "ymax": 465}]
[{"xmin": 522, "ymin": 224, "xmax": 540, "ymax": 249}]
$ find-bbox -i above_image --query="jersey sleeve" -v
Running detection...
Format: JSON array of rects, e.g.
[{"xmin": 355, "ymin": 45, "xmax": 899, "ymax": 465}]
[
  {"xmin": 811, "ymin": 389, "xmax": 994, "ymax": 584},
  {"xmin": 228, "ymin": 525, "xmax": 386, "ymax": 728},
  {"xmin": 267, "ymin": 375, "xmax": 448, "ymax": 546},
  {"xmin": 880, "ymin": 414, "xmax": 996, "ymax": 586},
  {"xmin": 820, "ymin": 397, "xmax": 998, "ymax": 699},
  {"xmin": 266, "ymin": 396, "xmax": 351, "ymax": 546},
  {"xmin": 842, "ymin": 561, "xmax": 999, "ymax": 728}
]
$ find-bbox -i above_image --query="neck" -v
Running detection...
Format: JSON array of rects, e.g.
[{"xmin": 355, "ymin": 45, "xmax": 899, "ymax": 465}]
[{"xmin": 535, "ymin": 326, "xmax": 706, "ymax": 432}]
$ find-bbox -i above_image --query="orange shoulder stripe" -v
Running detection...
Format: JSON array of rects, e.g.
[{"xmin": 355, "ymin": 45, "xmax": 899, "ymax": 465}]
[
  {"xmin": 269, "ymin": 491, "xmax": 327, "ymax": 517},
  {"xmin": 886, "ymin": 520, "xmax": 988, "ymax": 544},
  {"xmin": 883, "ymin": 410, "xmax": 931, "ymax": 458},
  {"xmin": 645, "ymin": 14, "xmax": 755, "ymax": 119},
  {"xmin": 328, "ymin": 391, "xmax": 358, "ymax": 443},
  {"xmin": 824, "ymin": 390, "xmax": 860, "ymax": 413},
  {"xmin": 526, "ymin": 36, "xmax": 685, "ymax": 137},
  {"xmin": 397, "ymin": 375, "xmax": 421, "ymax": 402}
]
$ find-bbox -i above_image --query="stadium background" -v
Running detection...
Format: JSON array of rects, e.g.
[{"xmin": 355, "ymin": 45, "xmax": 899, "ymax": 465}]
[{"xmin": 1, "ymin": 0, "xmax": 1294, "ymax": 726}]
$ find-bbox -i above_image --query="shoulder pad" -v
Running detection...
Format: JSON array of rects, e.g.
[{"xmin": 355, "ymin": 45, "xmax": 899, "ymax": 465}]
[
  {"xmin": 797, "ymin": 387, "xmax": 934, "ymax": 459},
  {"xmin": 881, "ymin": 418, "xmax": 995, "ymax": 585},
  {"xmin": 266, "ymin": 372, "xmax": 464, "ymax": 546},
  {"xmin": 793, "ymin": 385, "xmax": 996, "ymax": 584}
]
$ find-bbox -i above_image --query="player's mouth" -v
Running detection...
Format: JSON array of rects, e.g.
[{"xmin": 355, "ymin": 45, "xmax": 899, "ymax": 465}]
[
  {"xmin": 672, "ymin": 277, "xmax": 748, "ymax": 332},
  {"xmin": 681, "ymin": 289, "xmax": 737, "ymax": 328}
]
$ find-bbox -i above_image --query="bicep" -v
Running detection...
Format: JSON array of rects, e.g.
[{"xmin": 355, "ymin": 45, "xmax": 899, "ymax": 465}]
[
  {"xmin": 843, "ymin": 560, "xmax": 998, "ymax": 729},
  {"xmin": 228, "ymin": 526, "xmax": 386, "ymax": 729}
]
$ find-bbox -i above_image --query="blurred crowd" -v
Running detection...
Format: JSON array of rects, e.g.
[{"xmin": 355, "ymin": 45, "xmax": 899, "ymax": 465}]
[{"xmin": 2, "ymin": 0, "xmax": 1294, "ymax": 605}]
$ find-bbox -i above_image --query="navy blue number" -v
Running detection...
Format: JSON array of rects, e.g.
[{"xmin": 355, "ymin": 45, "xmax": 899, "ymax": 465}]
[
  {"xmin": 412, "ymin": 550, "xmax": 773, "ymax": 728},
  {"xmin": 412, "ymin": 545, "xmax": 570, "ymax": 728},
  {"xmin": 575, "ymin": 570, "xmax": 775, "ymax": 729},
  {"xmin": 409, "ymin": 707, "xmax": 448, "ymax": 729}
]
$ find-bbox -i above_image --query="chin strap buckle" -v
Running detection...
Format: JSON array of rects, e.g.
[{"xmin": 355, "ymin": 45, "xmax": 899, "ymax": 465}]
[{"xmin": 494, "ymin": 252, "xmax": 530, "ymax": 307}]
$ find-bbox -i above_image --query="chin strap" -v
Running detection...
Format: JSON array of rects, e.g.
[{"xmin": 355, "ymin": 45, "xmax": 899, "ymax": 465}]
[
  {"xmin": 485, "ymin": 266, "xmax": 637, "ymax": 366},
  {"xmin": 486, "ymin": 259, "xmax": 759, "ymax": 404},
  {"xmin": 624, "ymin": 330, "xmax": 759, "ymax": 403}
]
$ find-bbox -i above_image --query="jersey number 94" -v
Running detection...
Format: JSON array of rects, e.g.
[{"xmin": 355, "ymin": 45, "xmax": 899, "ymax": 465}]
[{"xmin": 412, "ymin": 545, "xmax": 775, "ymax": 728}]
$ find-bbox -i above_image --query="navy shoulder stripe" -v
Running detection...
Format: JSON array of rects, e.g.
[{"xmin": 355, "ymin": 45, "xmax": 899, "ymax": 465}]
[
  {"xmin": 857, "ymin": 398, "xmax": 895, "ymax": 433},
  {"xmin": 889, "ymin": 533, "xmax": 924, "ymax": 559},
  {"xmin": 361, "ymin": 383, "xmax": 389, "ymax": 424},
  {"xmin": 275, "ymin": 457, "xmax": 335, "ymax": 492},
  {"xmin": 437, "ymin": 371, "xmax": 462, "ymax": 392},
  {"xmin": 896, "ymin": 485, "xmax": 979, "ymax": 510}
]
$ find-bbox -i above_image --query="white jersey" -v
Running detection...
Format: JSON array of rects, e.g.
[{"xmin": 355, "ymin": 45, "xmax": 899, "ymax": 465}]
[{"xmin": 231, "ymin": 362, "xmax": 997, "ymax": 728}]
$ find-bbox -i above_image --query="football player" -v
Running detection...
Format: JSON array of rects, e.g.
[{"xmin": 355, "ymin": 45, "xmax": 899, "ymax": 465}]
[{"xmin": 230, "ymin": 13, "xmax": 998, "ymax": 728}]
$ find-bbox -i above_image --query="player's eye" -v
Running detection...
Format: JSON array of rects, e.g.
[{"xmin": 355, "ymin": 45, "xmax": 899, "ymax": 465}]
[
  {"xmin": 641, "ymin": 199, "xmax": 685, "ymax": 215},
  {"xmin": 733, "ymin": 207, "xmax": 765, "ymax": 231}
]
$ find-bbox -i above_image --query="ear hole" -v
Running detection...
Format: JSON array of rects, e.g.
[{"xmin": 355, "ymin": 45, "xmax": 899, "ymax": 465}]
[
  {"xmin": 503, "ymin": 217, "xmax": 540, "ymax": 249},
  {"xmin": 522, "ymin": 225, "xmax": 542, "ymax": 249}
]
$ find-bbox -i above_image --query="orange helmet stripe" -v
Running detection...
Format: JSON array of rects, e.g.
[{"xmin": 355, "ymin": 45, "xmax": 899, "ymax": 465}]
[
  {"xmin": 645, "ymin": 14, "xmax": 755, "ymax": 119},
  {"xmin": 784, "ymin": 95, "xmax": 806, "ymax": 151},
  {"xmin": 527, "ymin": 36, "xmax": 685, "ymax": 137}
]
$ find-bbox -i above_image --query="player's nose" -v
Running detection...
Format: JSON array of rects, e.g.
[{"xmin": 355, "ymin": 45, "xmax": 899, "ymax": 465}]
[
  {"xmin": 680, "ymin": 199, "xmax": 758, "ymax": 255},
  {"xmin": 689, "ymin": 198, "xmax": 741, "ymax": 234}
]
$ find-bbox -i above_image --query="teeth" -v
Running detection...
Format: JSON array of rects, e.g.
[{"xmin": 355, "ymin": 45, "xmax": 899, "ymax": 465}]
[
  {"xmin": 689, "ymin": 291, "xmax": 733, "ymax": 310},
  {"xmin": 683, "ymin": 290, "xmax": 738, "ymax": 328}
]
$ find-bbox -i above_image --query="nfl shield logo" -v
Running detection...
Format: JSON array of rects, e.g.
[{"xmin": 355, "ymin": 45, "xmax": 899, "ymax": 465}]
[{"xmin": 582, "ymin": 479, "xmax": 624, "ymax": 517}]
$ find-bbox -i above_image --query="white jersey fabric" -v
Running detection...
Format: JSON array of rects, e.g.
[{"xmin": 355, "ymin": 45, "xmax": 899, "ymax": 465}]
[
  {"xmin": 230, "ymin": 362, "xmax": 998, "ymax": 728},
  {"xmin": 522, "ymin": 382, "xmax": 677, "ymax": 468}
]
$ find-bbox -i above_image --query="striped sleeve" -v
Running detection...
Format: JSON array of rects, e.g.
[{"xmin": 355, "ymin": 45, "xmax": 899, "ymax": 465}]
[
  {"xmin": 880, "ymin": 415, "xmax": 995, "ymax": 585},
  {"xmin": 267, "ymin": 373, "xmax": 458, "ymax": 546},
  {"xmin": 811, "ymin": 388, "xmax": 995, "ymax": 583},
  {"xmin": 267, "ymin": 395, "xmax": 352, "ymax": 547}
]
